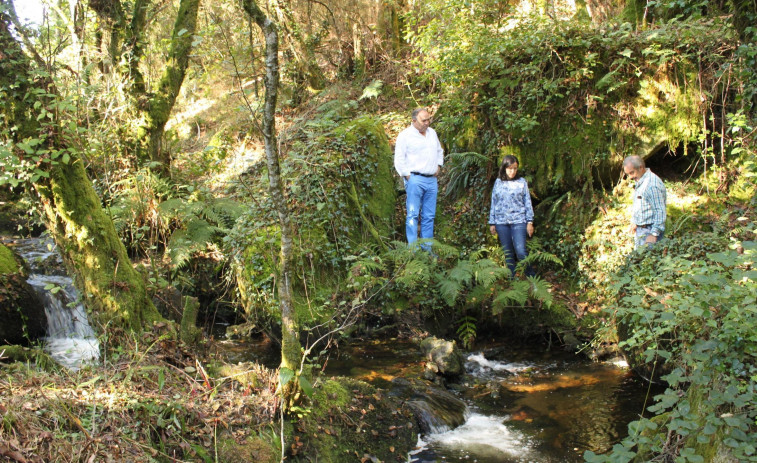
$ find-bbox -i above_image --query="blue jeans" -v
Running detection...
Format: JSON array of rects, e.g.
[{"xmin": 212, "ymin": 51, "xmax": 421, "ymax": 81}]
[
  {"xmin": 405, "ymin": 174, "xmax": 438, "ymax": 247},
  {"xmin": 495, "ymin": 223, "xmax": 534, "ymax": 277},
  {"xmin": 635, "ymin": 225, "xmax": 664, "ymax": 249}
]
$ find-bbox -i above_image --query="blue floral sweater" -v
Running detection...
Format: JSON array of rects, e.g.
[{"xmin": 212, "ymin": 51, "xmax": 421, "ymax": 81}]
[{"xmin": 488, "ymin": 178, "xmax": 534, "ymax": 225}]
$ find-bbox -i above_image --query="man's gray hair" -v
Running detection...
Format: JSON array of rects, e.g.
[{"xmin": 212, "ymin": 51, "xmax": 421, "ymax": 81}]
[
  {"xmin": 411, "ymin": 107, "xmax": 426, "ymax": 120},
  {"xmin": 623, "ymin": 155, "xmax": 645, "ymax": 169}
]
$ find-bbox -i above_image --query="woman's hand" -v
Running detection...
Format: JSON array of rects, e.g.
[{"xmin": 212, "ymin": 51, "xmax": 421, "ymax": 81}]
[
  {"xmin": 527, "ymin": 222, "xmax": 534, "ymax": 237},
  {"xmin": 489, "ymin": 225, "xmax": 497, "ymax": 236}
]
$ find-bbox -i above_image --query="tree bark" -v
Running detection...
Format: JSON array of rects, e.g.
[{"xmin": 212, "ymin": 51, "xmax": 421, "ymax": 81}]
[
  {"xmin": 0, "ymin": 2, "xmax": 163, "ymax": 333},
  {"xmin": 137, "ymin": 0, "xmax": 201, "ymax": 168},
  {"xmin": 241, "ymin": 0, "xmax": 302, "ymax": 408}
]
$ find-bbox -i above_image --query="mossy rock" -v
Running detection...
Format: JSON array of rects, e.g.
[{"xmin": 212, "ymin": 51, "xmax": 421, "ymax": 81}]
[
  {"xmin": 291, "ymin": 377, "xmax": 418, "ymax": 462},
  {"xmin": 0, "ymin": 243, "xmax": 20, "ymax": 274},
  {"xmin": 0, "ymin": 273, "xmax": 47, "ymax": 345},
  {"xmin": 234, "ymin": 113, "xmax": 397, "ymax": 327}
]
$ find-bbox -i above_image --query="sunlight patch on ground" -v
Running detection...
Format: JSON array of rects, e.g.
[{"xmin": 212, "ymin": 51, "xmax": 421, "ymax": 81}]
[{"xmin": 167, "ymin": 98, "xmax": 216, "ymax": 136}]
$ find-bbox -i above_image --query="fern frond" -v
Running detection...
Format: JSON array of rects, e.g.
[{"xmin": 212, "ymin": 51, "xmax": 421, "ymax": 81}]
[
  {"xmin": 350, "ymin": 257, "xmax": 386, "ymax": 276},
  {"xmin": 438, "ymin": 277, "xmax": 465, "ymax": 307},
  {"xmin": 384, "ymin": 241, "xmax": 413, "ymax": 265},
  {"xmin": 473, "ymin": 258, "xmax": 509, "ymax": 287},
  {"xmin": 467, "ymin": 246, "xmax": 494, "ymax": 262},
  {"xmin": 526, "ymin": 276, "xmax": 554, "ymax": 307},
  {"xmin": 396, "ymin": 259, "xmax": 431, "ymax": 288},
  {"xmin": 521, "ymin": 248, "xmax": 563, "ymax": 267},
  {"xmin": 204, "ymin": 198, "xmax": 246, "ymax": 228},
  {"xmin": 456, "ymin": 316, "xmax": 477, "ymax": 349},
  {"xmin": 467, "ymin": 283, "xmax": 494, "ymax": 305},
  {"xmin": 431, "ymin": 240, "xmax": 460, "ymax": 259},
  {"xmin": 447, "ymin": 259, "xmax": 474, "ymax": 285},
  {"xmin": 167, "ymin": 230, "xmax": 193, "ymax": 270},
  {"xmin": 492, "ymin": 280, "xmax": 530, "ymax": 314}
]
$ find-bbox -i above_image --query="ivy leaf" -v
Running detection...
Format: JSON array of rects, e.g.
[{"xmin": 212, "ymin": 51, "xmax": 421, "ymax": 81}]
[
  {"xmin": 279, "ymin": 367, "xmax": 295, "ymax": 387},
  {"xmin": 298, "ymin": 376, "xmax": 314, "ymax": 398}
]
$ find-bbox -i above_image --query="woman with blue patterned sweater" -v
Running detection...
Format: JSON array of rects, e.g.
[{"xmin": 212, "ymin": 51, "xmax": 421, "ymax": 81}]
[{"xmin": 488, "ymin": 155, "xmax": 535, "ymax": 277}]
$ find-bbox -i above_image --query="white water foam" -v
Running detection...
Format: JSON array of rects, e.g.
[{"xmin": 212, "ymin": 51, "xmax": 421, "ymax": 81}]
[
  {"xmin": 421, "ymin": 413, "xmax": 533, "ymax": 459},
  {"xmin": 26, "ymin": 273, "xmax": 100, "ymax": 371},
  {"xmin": 466, "ymin": 352, "xmax": 534, "ymax": 375}
]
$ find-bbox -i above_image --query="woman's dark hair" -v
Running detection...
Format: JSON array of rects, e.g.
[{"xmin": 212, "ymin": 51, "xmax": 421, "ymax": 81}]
[{"xmin": 498, "ymin": 155, "xmax": 520, "ymax": 181}]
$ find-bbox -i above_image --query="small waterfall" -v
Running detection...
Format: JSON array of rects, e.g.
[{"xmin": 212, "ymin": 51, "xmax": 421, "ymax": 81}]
[{"xmin": 14, "ymin": 239, "xmax": 100, "ymax": 370}]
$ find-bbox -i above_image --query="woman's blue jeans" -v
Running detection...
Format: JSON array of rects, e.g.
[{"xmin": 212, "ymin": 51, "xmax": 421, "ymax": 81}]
[{"xmin": 495, "ymin": 223, "xmax": 535, "ymax": 277}]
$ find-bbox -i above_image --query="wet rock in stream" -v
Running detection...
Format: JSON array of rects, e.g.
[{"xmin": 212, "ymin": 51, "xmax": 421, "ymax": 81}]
[{"xmin": 389, "ymin": 377, "xmax": 468, "ymax": 434}]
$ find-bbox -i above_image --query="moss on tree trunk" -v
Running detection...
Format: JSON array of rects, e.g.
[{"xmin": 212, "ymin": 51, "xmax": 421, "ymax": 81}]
[
  {"xmin": 1, "ymin": 4, "xmax": 163, "ymax": 334},
  {"xmin": 137, "ymin": 0, "xmax": 200, "ymax": 168},
  {"xmin": 35, "ymin": 158, "xmax": 162, "ymax": 331}
]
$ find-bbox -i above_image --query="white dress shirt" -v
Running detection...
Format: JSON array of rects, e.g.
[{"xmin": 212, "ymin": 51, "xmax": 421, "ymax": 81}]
[{"xmin": 394, "ymin": 125, "xmax": 444, "ymax": 177}]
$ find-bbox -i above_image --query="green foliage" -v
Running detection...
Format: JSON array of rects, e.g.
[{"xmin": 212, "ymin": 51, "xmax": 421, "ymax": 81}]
[
  {"xmin": 587, "ymin": 224, "xmax": 757, "ymax": 462},
  {"xmin": 349, "ymin": 239, "xmax": 562, "ymax": 345},
  {"xmin": 410, "ymin": 2, "xmax": 747, "ymax": 199},
  {"xmin": 226, "ymin": 106, "xmax": 396, "ymax": 329},
  {"xmin": 456, "ymin": 315, "xmax": 477, "ymax": 349}
]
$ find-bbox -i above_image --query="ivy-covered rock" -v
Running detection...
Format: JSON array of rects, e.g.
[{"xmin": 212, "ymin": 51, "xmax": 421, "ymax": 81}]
[{"xmin": 230, "ymin": 111, "xmax": 397, "ymax": 328}]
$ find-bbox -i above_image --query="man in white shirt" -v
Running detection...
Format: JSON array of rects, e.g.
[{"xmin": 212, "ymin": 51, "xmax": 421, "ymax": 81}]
[{"xmin": 394, "ymin": 108, "xmax": 444, "ymax": 246}]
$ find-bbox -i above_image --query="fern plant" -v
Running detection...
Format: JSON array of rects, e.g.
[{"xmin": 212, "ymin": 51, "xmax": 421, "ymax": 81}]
[{"xmin": 349, "ymin": 239, "xmax": 563, "ymax": 346}]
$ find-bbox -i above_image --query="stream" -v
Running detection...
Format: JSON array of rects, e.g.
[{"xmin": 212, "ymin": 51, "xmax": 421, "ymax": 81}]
[
  {"xmin": 8, "ymin": 238, "xmax": 656, "ymax": 460},
  {"xmin": 10, "ymin": 238, "xmax": 100, "ymax": 370},
  {"xmin": 321, "ymin": 339, "xmax": 658, "ymax": 463}
]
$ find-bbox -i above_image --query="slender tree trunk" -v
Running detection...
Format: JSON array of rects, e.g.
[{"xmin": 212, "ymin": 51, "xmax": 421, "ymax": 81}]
[
  {"xmin": 241, "ymin": 0, "xmax": 302, "ymax": 407},
  {"xmin": 0, "ymin": 2, "xmax": 163, "ymax": 334}
]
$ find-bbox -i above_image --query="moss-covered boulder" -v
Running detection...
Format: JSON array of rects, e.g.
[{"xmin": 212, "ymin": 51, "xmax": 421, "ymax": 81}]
[
  {"xmin": 0, "ymin": 245, "xmax": 47, "ymax": 344},
  {"xmin": 0, "ymin": 242, "xmax": 23, "ymax": 274},
  {"xmin": 292, "ymin": 377, "xmax": 418, "ymax": 462},
  {"xmin": 232, "ymin": 111, "xmax": 398, "ymax": 328}
]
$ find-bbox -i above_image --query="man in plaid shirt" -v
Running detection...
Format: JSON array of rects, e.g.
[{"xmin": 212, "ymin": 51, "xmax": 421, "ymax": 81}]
[{"xmin": 623, "ymin": 155, "xmax": 667, "ymax": 249}]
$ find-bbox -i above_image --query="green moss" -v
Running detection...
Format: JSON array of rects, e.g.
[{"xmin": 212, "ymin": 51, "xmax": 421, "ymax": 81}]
[
  {"xmin": 292, "ymin": 378, "xmax": 418, "ymax": 462},
  {"xmin": 0, "ymin": 244, "xmax": 19, "ymax": 274},
  {"xmin": 37, "ymin": 158, "xmax": 163, "ymax": 332},
  {"xmin": 0, "ymin": 345, "xmax": 59, "ymax": 372},
  {"xmin": 332, "ymin": 115, "xmax": 397, "ymax": 239},
  {"xmin": 217, "ymin": 433, "xmax": 279, "ymax": 463}
]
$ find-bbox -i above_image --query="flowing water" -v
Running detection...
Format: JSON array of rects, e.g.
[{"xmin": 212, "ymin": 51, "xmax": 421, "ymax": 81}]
[
  {"xmin": 322, "ymin": 339, "xmax": 658, "ymax": 463},
  {"xmin": 10, "ymin": 238, "xmax": 100, "ymax": 370}
]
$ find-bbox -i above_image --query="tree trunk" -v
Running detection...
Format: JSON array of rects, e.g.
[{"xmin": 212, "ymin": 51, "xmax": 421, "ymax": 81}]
[
  {"xmin": 137, "ymin": 0, "xmax": 201, "ymax": 168},
  {"xmin": 0, "ymin": 2, "xmax": 163, "ymax": 333},
  {"xmin": 123, "ymin": 0, "xmax": 150, "ymax": 95},
  {"xmin": 89, "ymin": 0, "xmax": 126, "ymax": 71},
  {"xmin": 241, "ymin": 0, "xmax": 302, "ymax": 408}
]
